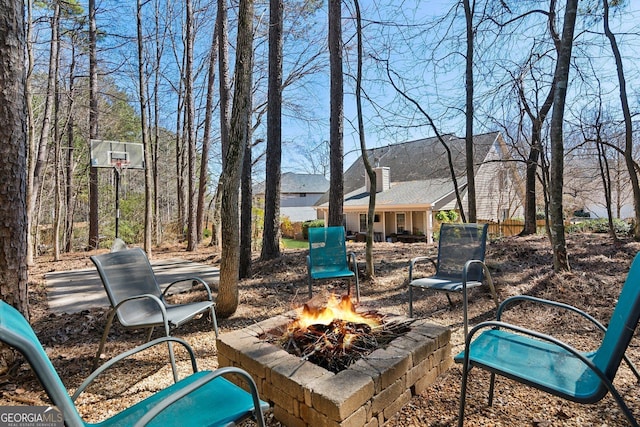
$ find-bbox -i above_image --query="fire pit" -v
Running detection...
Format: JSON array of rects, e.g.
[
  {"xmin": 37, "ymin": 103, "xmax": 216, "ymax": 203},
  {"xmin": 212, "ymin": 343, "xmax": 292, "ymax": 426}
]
[{"xmin": 217, "ymin": 296, "xmax": 451, "ymax": 426}]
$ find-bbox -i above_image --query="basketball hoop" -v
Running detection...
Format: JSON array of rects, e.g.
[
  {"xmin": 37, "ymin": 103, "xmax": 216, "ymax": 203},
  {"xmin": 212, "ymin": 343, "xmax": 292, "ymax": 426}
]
[{"xmin": 110, "ymin": 152, "xmax": 130, "ymax": 175}]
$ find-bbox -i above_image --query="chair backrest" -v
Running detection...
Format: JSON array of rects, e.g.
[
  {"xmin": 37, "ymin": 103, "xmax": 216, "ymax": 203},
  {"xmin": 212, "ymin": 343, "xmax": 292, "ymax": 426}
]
[
  {"xmin": 0, "ymin": 301, "xmax": 85, "ymax": 427},
  {"xmin": 594, "ymin": 252, "xmax": 640, "ymax": 379},
  {"xmin": 436, "ymin": 223, "xmax": 488, "ymax": 281},
  {"xmin": 90, "ymin": 248, "xmax": 164, "ymax": 325},
  {"xmin": 308, "ymin": 226, "xmax": 348, "ymax": 270}
]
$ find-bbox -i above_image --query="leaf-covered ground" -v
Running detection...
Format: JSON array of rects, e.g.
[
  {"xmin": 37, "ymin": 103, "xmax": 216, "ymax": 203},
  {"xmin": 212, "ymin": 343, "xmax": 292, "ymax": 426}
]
[{"xmin": 4, "ymin": 232, "xmax": 640, "ymax": 426}]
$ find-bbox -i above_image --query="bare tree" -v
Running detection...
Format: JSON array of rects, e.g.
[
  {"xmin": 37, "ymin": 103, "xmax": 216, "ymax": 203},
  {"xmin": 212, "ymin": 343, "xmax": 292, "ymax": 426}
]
[
  {"xmin": 261, "ymin": 0, "xmax": 284, "ymax": 261},
  {"xmin": 463, "ymin": 0, "xmax": 476, "ymax": 222},
  {"xmin": 185, "ymin": 0, "xmax": 197, "ymax": 251},
  {"xmin": 196, "ymin": 20, "xmax": 219, "ymax": 245},
  {"xmin": 328, "ymin": 0, "xmax": 344, "ymax": 227},
  {"xmin": 549, "ymin": 0, "xmax": 579, "ymax": 272},
  {"xmin": 0, "ymin": 0, "xmax": 29, "ymax": 315},
  {"xmin": 137, "ymin": 0, "xmax": 153, "ymax": 255},
  {"xmin": 88, "ymin": 0, "xmax": 99, "ymax": 250},
  {"xmin": 210, "ymin": 0, "xmax": 231, "ymax": 250},
  {"xmin": 218, "ymin": 0, "xmax": 254, "ymax": 318},
  {"xmin": 603, "ymin": 0, "xmax": 640, "ymax": 240},
  {"xmin": 26, "ymin": 1, "xmax": 59, "ymax": 264},
  {"xmin": 353, "ymin": 0, "xmax": 375, "ymax": 277}
]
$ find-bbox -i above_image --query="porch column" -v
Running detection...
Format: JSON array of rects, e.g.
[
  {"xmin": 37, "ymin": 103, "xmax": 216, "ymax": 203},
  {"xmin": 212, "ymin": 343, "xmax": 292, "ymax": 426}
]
[{"xmin": 426, "ymin": 208, "xmax": 433, "ymax": 244}]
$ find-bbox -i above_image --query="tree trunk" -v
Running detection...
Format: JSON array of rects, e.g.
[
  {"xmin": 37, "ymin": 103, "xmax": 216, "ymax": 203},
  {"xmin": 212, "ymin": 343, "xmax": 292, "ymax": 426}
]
[
  {"xmin": 328, "ymin": 0, "xmax": 344, "ymax": 227},
  {"xmin": 211, "ymin": 0, "xmax": 231, "ymax": 251},
  {"xmin": 185, "ymin": 0, "xmax": 197, "ymax": 251},
  {"xmin": 549, "ymin": 0, "xmax": 578, "ymax": 272},
  {"xmin": 0, "ymin": 0, "xmax": 29, "ymax": 316},
  {"xmin": 239, "ymin": 130, "xmax": 253, "ymax": 278},
  {"xmin": 27, "ymin": 1, "xmax": 59, "ymax": 263},
  {"xmin": 137, "ymin": 0, "xmax": 153, "ymax": 256},
  {"xmin": 217, "ymin": 0, "xmax": 254, "ymax": 318},
  {"xmin": 519, "ymin": 1, "xmax": 558, "ymax": 236},
  {"xmin": 88, "ymin": 0, "xmax": 100, "ymax": 250},
  {"xmin": 354, "ymin": 0, "xmax": 374, "ymax": 277},
  {"xmin": 261, "ymin": 0, "xmax": 284, "ymax": 260},
  {"xmin": 463, "ymin": 0, "xmax": 476, "ymax": 223},
  {"xmin": 197, "ymin": 20, "xmax": 219, "ymax": 245},
  {"xmin": 64, "ymin": 43, "xmax": 76, "ymax": 253}
]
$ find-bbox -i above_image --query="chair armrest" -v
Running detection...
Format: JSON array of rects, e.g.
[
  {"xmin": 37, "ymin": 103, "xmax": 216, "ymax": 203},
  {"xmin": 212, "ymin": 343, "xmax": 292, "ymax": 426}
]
[
  {"xmin": 132, "ymin": 366, "xmax": 266, "ymax": 427},
  {"xmin": 495, "ymin": 295, "xmax": 607, "ymax": 333},
  {"xmin": 408, "ymin": 256, "xmax": 437, "ymax": 281},
  {"xmin": 306, "ymin": 254, "xmax": 312, "ymax": 272},
  {"xmin": 163, "ymin": 277, "xmax": 213, "ymax": 301},
  {"xmin": 463, "ymin": 320, "xmax": 611, "ymax": 382},
  {"xmin": 347, "ymin": 252, "xmax": 358, "ymax": 273},
  {"xmin": 112, "ymin": 294, "xmax": 170, "ymax": 335},
  {"xmin": 460, "ymin": 320, "xmax": 613, "ymax": 389},
  {"xmin": 72, "ymin": 336, "xmax": 198, "ymax": 401}
]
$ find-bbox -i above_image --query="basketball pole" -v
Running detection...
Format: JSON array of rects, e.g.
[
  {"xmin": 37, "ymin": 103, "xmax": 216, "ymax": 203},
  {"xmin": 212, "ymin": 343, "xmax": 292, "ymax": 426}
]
[{"xmin": 114, "ymin": 165, "xmax": 121, "ymax": 239}]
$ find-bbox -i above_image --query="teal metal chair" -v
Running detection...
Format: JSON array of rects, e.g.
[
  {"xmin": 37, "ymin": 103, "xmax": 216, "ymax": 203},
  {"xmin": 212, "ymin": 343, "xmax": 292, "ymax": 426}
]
[
  {"xmin": 408, "ymin": 223, "xmax": 498, "ymax": 337},
  {"xmin": 90, "ymin": 248, "xmax": 218, "ymax": 378},
  {"xmin": 0, "ymin": 300, "xmax": 268, "ymax": 427},
  {"xmin": 455, "ymin": 252, "xmax": 640, "ymax": 427},
  {"xmin": 307, "ymin": 226, "xmax": 360, "ymax": 302}
]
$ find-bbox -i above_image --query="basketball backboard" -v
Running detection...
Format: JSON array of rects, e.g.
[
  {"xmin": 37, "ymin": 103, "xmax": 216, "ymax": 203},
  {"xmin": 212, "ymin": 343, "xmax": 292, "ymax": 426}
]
[{"xmin": 90, "ymin": 139, "xmax": 145, "ymax": 169}]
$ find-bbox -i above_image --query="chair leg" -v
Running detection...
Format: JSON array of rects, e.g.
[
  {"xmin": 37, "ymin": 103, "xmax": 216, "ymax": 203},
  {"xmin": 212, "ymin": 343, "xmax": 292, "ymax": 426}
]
[
  {"xmin": 93, "ymin": 309, "xmax": 118, "ymax": 371},
  {"xmin": 486, "ymin": 273, "xmax": 499, "ymax": 308},
  {"xmin": 210, "ymin": 306, "xmax": 219, "ymax": 338},
  {"xmin": 354, "ymin": 273, "xmax": 360, "ymax": 303},
  {"xmin": 488, "ymin": 372, "xmax": 496, "ymax": 406},
  {"xmin": 446, "ymin": 293, "xmax": 455, "ymax": 307},
  {"xmin": 145, "ymin": 327, "xmax": 154, "ymax": 342},
  {"xmin": 408, "ymin": 285, "xmax": 414, "ymax": 317},
  {"xmin": 457, "ymin": 358, "xmax": 471, "ymax": 427},
  {"xmin": 308, "ymin": 275, "xmax": 313, "ymax": 300}
]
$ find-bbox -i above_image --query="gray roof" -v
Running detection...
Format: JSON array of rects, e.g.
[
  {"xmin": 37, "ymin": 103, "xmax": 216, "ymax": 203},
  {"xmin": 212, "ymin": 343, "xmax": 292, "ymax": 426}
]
[
  {"xmin": 316, "ymin": 131, "xmax": 500, "ymax": 207},
  {"xmin": 254, "ymin": 172, "xmax": 329, "ymax": 195},
  {"xmin": 342, "ymin": 178, "xmax": 468, "ymax": 209},
  {"xmin": 343, "ymin": 131, "xmax": 498, "ymax": 195}
]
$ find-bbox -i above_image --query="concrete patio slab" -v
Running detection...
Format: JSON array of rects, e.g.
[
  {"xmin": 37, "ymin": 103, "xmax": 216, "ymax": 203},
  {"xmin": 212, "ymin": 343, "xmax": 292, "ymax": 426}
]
[{"xmin": 46, "ymin": 258, "xmax": 219, "ymax": 314}]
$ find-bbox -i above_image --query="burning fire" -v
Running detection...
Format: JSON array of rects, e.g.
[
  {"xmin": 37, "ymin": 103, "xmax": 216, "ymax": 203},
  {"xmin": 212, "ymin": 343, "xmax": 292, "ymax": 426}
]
[
  {"xmin": 289, "ymin": 294, "xmax": 381, "ymax": 331},
  {"xmin": 272, "ymin": 294, "xmax": 410, "ymax": 373}
]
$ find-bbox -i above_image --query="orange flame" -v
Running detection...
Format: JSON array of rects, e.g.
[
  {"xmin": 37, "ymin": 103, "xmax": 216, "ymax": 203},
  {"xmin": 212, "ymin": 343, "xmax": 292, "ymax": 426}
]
[{"xmin": 290, "ymin": 294, "xmax": 380, "ymax": 330}]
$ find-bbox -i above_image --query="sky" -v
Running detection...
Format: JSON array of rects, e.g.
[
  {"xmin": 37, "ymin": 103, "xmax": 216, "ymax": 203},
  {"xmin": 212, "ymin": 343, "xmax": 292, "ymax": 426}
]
[{"xmin": 64, "ymin": 0, "xmax": 640, "ymax": 181}]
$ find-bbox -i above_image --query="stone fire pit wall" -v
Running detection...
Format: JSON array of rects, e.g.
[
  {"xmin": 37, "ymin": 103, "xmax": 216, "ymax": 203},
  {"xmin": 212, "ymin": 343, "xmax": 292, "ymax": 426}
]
[{"xmin": 217, "ymin": 312, "xmax": 452, "ymax": 427}]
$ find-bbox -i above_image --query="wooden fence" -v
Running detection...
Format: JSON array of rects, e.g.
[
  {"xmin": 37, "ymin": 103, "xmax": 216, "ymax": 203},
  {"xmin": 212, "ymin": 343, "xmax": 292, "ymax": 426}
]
[{"xmin": 481, "ymin": 219, "xmax": 557, "ymax": 237}]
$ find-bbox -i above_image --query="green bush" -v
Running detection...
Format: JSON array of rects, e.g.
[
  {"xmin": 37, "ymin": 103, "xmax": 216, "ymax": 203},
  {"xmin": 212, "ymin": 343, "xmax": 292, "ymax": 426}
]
[
  {"xmin": 566, "ymin": 218, "xmax": 631, "ymax": 235},
  {"xmin": 435, "ymin": 210, "xmax": 458, "ymax": 223},
  {"xmin": 302, "ymin": 219, "xmax": 324, "ymax": 239}
]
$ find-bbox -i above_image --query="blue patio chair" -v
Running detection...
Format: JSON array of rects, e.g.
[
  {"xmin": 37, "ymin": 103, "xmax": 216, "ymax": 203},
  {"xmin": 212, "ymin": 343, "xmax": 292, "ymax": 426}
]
[
  {"xmin": 307, "ymin": 226, "xmax": 360, "ymax": 302},
  {"xmin": 0, "ymin": 300, "xmax": 268, "ymax": 427},
  {"xmin": 408, "ymin": 223, "xmax": 498, "ymax": 337},
  {"xmin": 455, "ymin": 252, "xmax": 640, "ymax": 426},
  {"xmin": 90, "ymin": 248, "xmax": 218, "ymax": 379}
]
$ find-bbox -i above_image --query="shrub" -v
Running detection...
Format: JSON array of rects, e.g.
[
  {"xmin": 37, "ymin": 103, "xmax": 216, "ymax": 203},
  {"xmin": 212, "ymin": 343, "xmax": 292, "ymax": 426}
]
[
  {"xmin": 280, "ymin": 216, "xmax": 295, "ymax": 239},
  {"xmin": 302, "ymin": 219, "xmax": 324, "ymax": 239},
  {"xmin": 435, "ymin": 210, "xmax": 459, "ymax": 223},
  {"xmin": 566, "ymin": 218, "xmax": 632, "ymax": 235}
]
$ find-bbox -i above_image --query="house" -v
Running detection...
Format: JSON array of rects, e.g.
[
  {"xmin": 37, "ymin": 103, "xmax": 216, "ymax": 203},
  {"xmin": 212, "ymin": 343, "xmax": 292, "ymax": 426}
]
[
  {"xmin": 315, "ymin": 131, "xmax": 525, "ymax": 243},
  {"xmin": 254, "ymin": 172, "xmax": 329, "ymax": 222}
]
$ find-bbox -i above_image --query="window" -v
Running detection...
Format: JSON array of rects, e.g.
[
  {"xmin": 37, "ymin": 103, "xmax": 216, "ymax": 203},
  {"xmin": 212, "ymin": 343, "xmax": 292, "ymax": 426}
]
[
  {"xmin": 359, "ymin": 214, "xmax": 367, "ymax": 232},
  {"xmin": 396, "ymin": 213, "xmax": 406, "ymax": 233}
]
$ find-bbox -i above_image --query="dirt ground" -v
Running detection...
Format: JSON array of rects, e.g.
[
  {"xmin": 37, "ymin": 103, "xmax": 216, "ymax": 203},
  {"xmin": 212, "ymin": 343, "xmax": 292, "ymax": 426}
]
[{"xmin": 4, "ymin": 232, "xmax": 640, "ymax": 426}]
